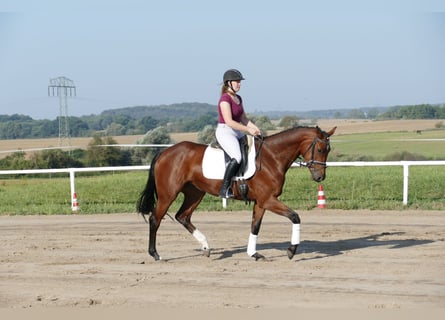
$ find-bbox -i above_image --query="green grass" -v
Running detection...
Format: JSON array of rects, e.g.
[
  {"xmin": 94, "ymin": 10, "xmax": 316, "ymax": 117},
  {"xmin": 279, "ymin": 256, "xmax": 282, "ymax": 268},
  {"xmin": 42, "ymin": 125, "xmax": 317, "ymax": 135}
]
[
  {"xmin": 331, "ymin": 130, "xmax": 445, "ymax": 160},
  {"xmin": 1, "ymin": 166, "xmax": 444, "ymax": 215}
]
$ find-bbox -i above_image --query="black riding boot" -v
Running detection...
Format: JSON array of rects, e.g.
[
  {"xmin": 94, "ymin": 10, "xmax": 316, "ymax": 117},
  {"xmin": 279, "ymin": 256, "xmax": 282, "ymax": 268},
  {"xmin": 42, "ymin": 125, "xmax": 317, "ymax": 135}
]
[{"xmin": 219, "ymin": 158, "xmax": 240, "ymax": 198}]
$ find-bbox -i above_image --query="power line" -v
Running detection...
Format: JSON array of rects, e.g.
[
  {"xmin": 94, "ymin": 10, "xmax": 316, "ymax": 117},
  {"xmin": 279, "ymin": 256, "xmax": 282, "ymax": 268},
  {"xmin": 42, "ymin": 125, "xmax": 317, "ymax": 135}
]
[{"xmin": 48, "ymin": 77, "xmax": 76, "ymax": 148}]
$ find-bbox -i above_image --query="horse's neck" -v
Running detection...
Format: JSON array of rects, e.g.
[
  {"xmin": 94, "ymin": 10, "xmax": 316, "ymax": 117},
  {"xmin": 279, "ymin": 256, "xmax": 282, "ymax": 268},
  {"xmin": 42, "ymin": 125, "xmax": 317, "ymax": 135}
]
[{"xmin": 265, "ymin": 128, "xmax": 312, "ymax": 166}]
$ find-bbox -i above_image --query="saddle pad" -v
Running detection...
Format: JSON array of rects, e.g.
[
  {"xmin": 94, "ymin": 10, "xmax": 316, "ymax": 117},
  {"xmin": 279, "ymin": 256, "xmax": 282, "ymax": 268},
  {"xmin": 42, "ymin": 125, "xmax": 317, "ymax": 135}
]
[{"xmin": 202, "ymin": 138, "xmax": 256, "ymax": 180}]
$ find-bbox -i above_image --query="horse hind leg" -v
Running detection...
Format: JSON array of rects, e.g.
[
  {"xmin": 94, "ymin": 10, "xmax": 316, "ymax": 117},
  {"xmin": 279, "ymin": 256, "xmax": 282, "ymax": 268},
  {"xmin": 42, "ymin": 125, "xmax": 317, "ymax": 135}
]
[
  {"xmin": 148, "ymin": 212, "xmax": 162, "ymax": 261},
  {"xmin": 175, "ymin": 185, "xmax": 209, "ymax": 257},
  {"xmin": 148, "ymin": 196, "xmax": 177, "ymax": 261}
]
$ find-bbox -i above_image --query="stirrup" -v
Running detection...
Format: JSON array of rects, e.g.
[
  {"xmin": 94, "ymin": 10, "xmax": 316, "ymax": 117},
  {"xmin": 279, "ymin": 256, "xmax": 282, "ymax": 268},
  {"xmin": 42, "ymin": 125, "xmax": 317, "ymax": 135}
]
[{"xmin": 219, "ymin": 187, "xmax": 234, "ymax": 199}]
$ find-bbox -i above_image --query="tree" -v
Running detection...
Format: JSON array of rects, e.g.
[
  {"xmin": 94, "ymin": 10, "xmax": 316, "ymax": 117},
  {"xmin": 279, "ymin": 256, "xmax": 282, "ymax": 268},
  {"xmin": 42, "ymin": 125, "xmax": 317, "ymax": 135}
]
[
  {"xmin": 437, "ymin": 105, "xmax": 445, "ymax": 119},
  {"xmin": 0, "ymin": 152, "xmax": 29, "ymax": 170},
  {"xmin": 365, "ymin": 108, "xmax": 379, "ymax": 119},
  {"xmin": 32, "ymin": 149, "xmax": 84, "ymax": 168},
  {"xmin": 197, "ymin": 125, "xmax": 216, "ymax": 144},
  {"xmin": 31, "ymin": 120, "xmax": 58, "ymax": 138},
  {"xmin": 137, "ymin": 116, "xmax": 159, "ymax": 133},
  {"xmin": 250, "ymin": 115, "xmax": 275, "ymax": 135},
  {"xmin": 333, "ymin": 111, "xmax": 343, "ymax": 119},
  {"xmin": 133, "ymin": 126, "xmax": 173, "ymax": 164},
  {"xmin": 347, "ymin": 109, "xmax": 366, "ymax": 119},
  {"xmin": 69, "ymin": 117, "xmax": 90, "ymax": 137},
  {"xmin": 278, "ymin": 116, "xmax": 299, "ymax": 129},
  {"xmin": 85, "ymin": 135, "xmax": 125, "ymax": 167},
  {"xmin": 105, "ymin": 123, "xmax": 125, "ymax": 136}
]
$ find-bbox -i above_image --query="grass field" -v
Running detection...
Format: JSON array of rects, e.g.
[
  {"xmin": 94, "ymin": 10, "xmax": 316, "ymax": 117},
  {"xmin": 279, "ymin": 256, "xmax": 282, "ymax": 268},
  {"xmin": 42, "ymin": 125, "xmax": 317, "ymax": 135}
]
[
  {"xmin": 0, "ymin": 165, "xmax": 444, "ymax": 215},
  {"xmin": 331, "ymin": 130, "xmax": 445, "ymax": 160}
]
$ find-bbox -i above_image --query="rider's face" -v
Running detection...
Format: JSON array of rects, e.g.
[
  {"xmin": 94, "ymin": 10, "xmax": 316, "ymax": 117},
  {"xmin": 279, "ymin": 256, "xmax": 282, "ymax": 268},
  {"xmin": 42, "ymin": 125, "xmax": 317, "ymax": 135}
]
[{"xmin": 230, "ymin": 80, "xmax": 241, "ymax": 92}]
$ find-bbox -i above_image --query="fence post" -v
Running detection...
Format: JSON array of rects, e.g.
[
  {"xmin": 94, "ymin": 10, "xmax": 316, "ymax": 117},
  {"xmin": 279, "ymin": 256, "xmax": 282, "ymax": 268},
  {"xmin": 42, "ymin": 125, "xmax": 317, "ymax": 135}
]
[
  {"xmin": 69, "ymin": 169, "xmax": 77, "ymax": 211},
  {"xmin": 403, "ymin": 162, "xmax": 409, "ymax": 205}
]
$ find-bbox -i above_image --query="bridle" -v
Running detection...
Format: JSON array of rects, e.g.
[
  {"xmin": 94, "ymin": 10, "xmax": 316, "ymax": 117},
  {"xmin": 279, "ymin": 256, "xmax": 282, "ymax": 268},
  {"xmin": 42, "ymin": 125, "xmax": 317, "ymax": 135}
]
[
  {"xmin": 297, "ymin": 136, "xmax": 330, "ymax": 168},
  {"xmin": 254, "ymin": 133, "xmax": 330, "ymax": 170}
]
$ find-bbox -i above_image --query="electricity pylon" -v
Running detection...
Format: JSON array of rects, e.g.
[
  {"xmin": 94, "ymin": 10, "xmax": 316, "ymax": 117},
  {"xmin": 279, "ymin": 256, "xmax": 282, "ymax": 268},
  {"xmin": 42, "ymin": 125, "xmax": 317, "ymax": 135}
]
[{"xmin": 48, "ymin": 77, "xmax": 76, "ymax": 148}]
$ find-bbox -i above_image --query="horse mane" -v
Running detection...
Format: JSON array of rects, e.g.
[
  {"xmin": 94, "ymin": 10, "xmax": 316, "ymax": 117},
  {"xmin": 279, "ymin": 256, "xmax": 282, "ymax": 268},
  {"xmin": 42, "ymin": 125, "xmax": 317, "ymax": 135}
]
[{"xmin": 265, "ymin": 125, "xmax": 323, "ymax": 140}]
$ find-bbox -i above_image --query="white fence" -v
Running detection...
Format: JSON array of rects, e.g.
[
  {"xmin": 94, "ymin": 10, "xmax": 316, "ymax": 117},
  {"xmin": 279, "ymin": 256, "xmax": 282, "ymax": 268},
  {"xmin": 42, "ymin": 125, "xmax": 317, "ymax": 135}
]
[
  {"xmin": 1, "ymin": 161, "xmax": 444, "ymax": 210},
  {"xmin": 326, "ymin": 161, "xmax": 445, "ymax": 205}
]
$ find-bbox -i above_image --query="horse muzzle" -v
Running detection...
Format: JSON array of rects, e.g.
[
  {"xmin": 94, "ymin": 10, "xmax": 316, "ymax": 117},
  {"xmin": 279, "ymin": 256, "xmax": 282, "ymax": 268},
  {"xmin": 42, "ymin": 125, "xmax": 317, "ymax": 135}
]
[{"xmin": 310, "ymin": 167, "xmax": 326, "ymax": 182}]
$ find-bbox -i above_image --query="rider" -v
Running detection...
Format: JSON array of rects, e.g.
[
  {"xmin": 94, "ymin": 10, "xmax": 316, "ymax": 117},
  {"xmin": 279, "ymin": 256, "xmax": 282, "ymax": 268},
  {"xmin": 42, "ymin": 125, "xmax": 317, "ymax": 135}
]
[{"xmin": 215, "ymin": 69, "xmax": 261, "ymax": 198}]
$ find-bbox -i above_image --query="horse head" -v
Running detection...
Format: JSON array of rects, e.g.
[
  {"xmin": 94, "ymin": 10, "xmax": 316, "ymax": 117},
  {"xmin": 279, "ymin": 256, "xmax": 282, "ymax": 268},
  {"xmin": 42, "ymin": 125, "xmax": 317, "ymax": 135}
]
[{"xmin": 300, "ymin": 126, "xmax": 337, "ymax": 182}]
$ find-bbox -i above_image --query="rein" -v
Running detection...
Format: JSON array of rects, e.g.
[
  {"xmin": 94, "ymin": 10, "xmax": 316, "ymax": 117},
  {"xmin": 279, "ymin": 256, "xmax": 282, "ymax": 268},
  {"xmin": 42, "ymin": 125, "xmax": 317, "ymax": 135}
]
[
  {"xmin": 297, "ymin": 136, "xmax": 329, "ymax": 168},
  {"xmin": 254, "ymin": 135, "xmax": 265, "ymax": 171}
]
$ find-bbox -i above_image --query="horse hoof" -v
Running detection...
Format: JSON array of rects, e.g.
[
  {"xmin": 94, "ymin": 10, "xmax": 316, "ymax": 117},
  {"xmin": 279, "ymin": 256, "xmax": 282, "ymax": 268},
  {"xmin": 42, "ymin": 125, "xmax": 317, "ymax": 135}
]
[
  {"xmin": 149, "ymin": 251, "xmax": 161, "ymax": 261},
  {"xmin": 252, "ymin": 252, "xmax": 266, "ymax": 261},
  {"xmin": 287, "ymin": 244, "xmax": 298, "ymax": 260},
  {"xmin": 202, "ymin": 248, "xmax": 211, "ymax": 257},
  {"xmin": 287, "ymin": 250, "xmax": 294, "ymax": 260}
]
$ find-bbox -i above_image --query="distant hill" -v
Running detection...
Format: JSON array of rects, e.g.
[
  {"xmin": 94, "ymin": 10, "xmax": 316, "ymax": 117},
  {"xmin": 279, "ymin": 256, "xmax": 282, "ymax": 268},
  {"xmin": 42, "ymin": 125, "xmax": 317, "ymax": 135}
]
[
  {"xmin": 97, "ymin": 102, "xmax": 391, "ymax": 120},
  {"xmin": 99, "ymin": 102, "xmax": 216, "ymax": 120}
]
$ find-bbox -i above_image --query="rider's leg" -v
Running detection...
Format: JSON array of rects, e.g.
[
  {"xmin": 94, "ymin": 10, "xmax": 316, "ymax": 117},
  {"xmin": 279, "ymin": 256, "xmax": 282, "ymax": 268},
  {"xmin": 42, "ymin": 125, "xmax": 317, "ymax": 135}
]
[
  {"xmin": 215, "ymin": 124, "xmax": 243, "ymax": 198},
  {"xmin": 219, "ymin": 158, "xmax": 240, "ymax": 198}
]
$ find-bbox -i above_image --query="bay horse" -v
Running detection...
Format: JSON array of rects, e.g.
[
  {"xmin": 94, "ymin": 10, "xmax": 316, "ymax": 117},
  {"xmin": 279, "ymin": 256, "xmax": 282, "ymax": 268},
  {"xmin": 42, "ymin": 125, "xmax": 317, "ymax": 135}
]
[{"xmin": 137, "ymin": 125, "xmax": 336, "ymax": 261}]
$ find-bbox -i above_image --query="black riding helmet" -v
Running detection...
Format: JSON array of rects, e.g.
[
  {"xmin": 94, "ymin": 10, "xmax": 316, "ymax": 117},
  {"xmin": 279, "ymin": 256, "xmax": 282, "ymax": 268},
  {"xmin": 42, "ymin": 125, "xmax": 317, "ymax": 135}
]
[{"xmin": 223, "ymin": 69, "xmax": 245, "ymax": 83}]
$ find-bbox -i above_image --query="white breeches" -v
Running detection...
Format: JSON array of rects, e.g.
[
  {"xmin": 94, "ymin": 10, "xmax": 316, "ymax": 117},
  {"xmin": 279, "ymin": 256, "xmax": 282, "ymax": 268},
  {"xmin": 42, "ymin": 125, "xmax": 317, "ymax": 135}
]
[{"xmin": 215, "ymin": 123, "xmax": 245, "ymax": 163}]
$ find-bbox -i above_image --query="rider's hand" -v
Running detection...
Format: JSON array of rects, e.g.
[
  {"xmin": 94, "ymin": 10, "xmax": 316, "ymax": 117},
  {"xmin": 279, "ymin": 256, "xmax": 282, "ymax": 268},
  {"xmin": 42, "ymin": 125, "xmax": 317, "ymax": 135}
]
[{"xmin": 248, "ymin": 127, "xmax": 261, "ymax": 136}]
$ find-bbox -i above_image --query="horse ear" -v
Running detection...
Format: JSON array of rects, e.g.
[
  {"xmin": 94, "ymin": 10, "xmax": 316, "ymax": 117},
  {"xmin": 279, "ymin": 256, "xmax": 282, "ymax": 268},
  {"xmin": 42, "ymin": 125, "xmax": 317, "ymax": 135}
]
[{"xmin": 327, "ymin": 126, "xmax": 337, "ymax": 137}]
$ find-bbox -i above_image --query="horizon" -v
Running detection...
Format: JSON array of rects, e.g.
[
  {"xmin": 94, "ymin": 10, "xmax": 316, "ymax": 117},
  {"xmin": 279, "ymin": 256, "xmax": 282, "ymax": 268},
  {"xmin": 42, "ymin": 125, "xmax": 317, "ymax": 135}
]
[{"xmin": 1, "ymin": 100, "xmax": 444, "ymax": 121}]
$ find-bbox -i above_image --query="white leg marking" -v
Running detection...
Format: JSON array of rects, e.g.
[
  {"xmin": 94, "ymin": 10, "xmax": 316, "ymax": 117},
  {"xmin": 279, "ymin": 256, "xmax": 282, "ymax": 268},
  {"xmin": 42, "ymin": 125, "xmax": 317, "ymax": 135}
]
[
  {"xmin": 291, "ymin": 223, "xmax": 300, "ymax": 245},
  {"xmin": 193, "ymin": 229, "xmax": 209, "ymax": 250},
  {"xmin": 247, "ymin": 233, "xmax": 258, "ymax": 256}
]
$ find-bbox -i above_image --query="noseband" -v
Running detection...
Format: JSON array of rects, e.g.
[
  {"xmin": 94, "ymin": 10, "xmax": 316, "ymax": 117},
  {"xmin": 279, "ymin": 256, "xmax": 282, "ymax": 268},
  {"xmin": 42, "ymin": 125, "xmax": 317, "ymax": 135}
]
[{"xmin": 298, "ymin": 136, "xmax": 330, "ymax": 168}]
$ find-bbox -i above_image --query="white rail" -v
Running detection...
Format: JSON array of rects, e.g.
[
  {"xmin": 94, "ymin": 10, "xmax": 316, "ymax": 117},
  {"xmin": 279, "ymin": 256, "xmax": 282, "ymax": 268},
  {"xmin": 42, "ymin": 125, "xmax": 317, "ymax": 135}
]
[{"xmin": 1, "ymin": 161, "xmax": 444, "ymax": 210}]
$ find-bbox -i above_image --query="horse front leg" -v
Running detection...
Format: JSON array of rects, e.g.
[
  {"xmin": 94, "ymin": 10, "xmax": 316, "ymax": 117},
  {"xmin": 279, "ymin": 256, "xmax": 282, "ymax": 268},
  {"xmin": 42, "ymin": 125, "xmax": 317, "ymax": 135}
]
[
  {"xmin": 260, "ymin": 197, "xmax": 301, "ymax": 260},
  {"xmin": 287, "ymin": 221, "xmax": 300, "ymax": 259},
  {"xmin": 247, "ymin": 204, "xmax": 266, "ymax": 261},
  {"xmin": 281, "ymin": 207, "xmax": 301, "ymax": 260}
]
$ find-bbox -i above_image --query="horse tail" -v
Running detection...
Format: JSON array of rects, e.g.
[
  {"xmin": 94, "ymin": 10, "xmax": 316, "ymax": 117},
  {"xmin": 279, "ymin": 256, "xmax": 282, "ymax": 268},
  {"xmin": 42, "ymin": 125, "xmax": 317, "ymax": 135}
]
[{"xmin": 137, "ymin": 152, "xmax": 161, "ymax": 220}]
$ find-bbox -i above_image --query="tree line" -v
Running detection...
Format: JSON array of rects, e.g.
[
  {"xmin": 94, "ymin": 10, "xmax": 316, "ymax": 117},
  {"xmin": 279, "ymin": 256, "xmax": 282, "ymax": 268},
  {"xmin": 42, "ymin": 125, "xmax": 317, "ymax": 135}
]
[
  {"xmin": 1, "ymin": 103, "xmax": 444, "ymax": 140},
  {"xmin": 0, "ymin": 103, "xmax": 218, "ymax": 139},
  {"xmin": 378, "ymin": 104, "xmax": 445, "ymax": 119},
  {"xmin": 0, "ymin": 115, "xmax": 284, "ymax": 171},
  {"xmin": 0, "ymin": 132, "xmax": 164, "ymax": 171}
]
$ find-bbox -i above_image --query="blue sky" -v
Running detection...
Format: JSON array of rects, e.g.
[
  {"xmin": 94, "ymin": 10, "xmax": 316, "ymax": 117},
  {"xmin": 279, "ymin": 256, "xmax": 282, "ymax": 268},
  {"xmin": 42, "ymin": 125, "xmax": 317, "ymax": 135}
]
[{"xmin": 1, "ymin": 0, "xmax": 444, "ymax": 119}]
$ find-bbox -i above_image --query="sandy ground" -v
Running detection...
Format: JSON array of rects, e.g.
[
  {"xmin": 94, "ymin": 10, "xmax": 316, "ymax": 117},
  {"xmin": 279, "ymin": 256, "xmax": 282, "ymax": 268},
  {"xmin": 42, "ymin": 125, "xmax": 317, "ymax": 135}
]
[{"xmin": 0, "ymin": 209, "xmax": 444, "ymax": 309}]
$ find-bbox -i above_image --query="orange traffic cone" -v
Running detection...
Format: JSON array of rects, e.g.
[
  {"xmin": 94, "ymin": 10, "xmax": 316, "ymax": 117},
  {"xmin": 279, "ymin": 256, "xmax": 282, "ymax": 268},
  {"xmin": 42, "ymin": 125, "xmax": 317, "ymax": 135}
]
[
  {"xmin": 317, "ymin": 185, "xmax": 326, "ymax": 209},
  {"xmin": 72, "ymin": 192, "xmax": 80, "ymax": 212}
]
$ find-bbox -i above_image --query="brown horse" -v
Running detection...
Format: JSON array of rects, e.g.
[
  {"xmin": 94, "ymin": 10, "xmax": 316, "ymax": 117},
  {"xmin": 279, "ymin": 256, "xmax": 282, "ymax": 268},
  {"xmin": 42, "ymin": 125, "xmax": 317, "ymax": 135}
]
[{"xmin": 137, "ymin": 126, "xmax": 336, "ymax": 261}]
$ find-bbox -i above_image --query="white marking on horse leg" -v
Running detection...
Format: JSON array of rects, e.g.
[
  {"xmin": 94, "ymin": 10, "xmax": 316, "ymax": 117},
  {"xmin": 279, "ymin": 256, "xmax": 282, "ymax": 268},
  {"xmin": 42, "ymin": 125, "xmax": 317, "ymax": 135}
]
[
  {"xmin": 291, "ymin": 223, "xmax": 300, "ymax": 245},
  {"xmin": 192, "ymin": 229, "xmax": 209, "ymax": 251},
  {"xmin": 247, "ymin": 233, "xmax": 258, "ymax": 256}
]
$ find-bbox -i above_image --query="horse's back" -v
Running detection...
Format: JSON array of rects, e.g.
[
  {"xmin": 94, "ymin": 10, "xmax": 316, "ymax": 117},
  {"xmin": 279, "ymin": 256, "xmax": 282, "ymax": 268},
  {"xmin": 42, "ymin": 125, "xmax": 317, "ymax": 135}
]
[
  {"xmin": 156, "ymin": 141, "xmax": 207, "ymax": 174},
  {"xmin": 162, "ymin": 141, "xmax": 207, "ymax": 158}
]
